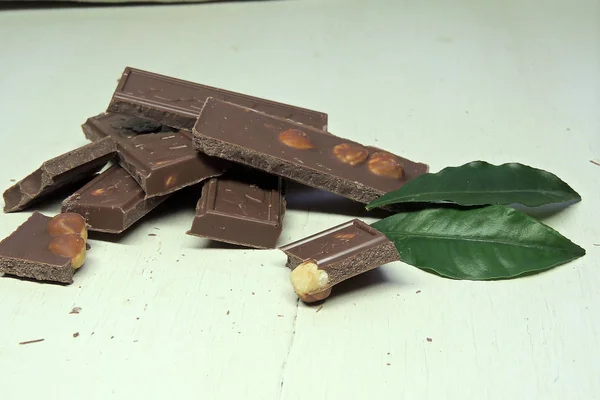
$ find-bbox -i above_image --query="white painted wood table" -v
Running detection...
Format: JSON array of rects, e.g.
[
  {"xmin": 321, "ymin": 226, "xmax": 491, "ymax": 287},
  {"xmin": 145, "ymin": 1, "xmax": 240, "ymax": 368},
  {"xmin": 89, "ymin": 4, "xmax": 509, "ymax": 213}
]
[{"xmin": 0, "ymin": 1, "xmax": 598, "ymax": 399}]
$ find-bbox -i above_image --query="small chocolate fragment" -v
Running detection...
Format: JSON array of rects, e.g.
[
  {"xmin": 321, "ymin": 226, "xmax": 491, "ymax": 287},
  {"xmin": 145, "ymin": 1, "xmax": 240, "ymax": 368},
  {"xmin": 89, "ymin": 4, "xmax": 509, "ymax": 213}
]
[
  {"xmin": 187, "ymin": 170, "xmax": 285, "ymax": 249},
  {"xmin": 108, "ymin": 67, "xmax": 328, "ymax": 130},
  {"xmin": 0, "ymin": 212, "xmax": 86, "ymax": 284},
  {"xmin": 3, "ymin": 137, "xmax": 116, "ymax": 212},
  {"xmin": 61, "ymin": 165, "xmax": 169, "ymax": 234},
  {"xmin": 193, "ymin": 99, "xmax": 429, "ymax": 206},
  {"xmin": 280, "ymin": 219, "xmax": 400, "ymax": 303},
  {"xmin": 83, "ymin": 113, "xmax": 227, "ymax": 197}
]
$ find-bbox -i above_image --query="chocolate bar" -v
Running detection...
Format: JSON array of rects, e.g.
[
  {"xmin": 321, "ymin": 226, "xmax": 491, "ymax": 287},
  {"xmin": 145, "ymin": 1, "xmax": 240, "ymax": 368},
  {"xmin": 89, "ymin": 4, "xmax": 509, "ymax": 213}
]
[
  {"xmin": 193, "ymin": 98, "xmax": 429, "ymax": 206},
  {"xmin": 3, "ymin": 137, "xmax": 116, "ymax": 212},
  {"xmin": 280, "ymin": 219, "xmax": 399, "ymax": 302},
  {"xmin": 187, "ymin": 170, "xmax": 285, "ymax": 249},
  {"xmin": 0, "ymin": 212, "xmax": 89, "ymax": 284},
  {"xmin": 107, "ymin": 67, "xmax": 328, "ymax": 130},
  {"xmin": 61, "ymin": 165, "xmax": 168, "ymax": 233},
  {"xmin": 83, "ymin": 113, "xmax": 226, "ymax": 197}
]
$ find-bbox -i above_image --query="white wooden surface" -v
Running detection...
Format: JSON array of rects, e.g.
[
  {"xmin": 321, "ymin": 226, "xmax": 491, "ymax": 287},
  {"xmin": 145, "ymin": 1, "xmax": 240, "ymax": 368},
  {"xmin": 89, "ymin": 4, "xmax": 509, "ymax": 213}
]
[{"xmin": 0, "ymin": 1, "xmax": 599, "ymax": 399}]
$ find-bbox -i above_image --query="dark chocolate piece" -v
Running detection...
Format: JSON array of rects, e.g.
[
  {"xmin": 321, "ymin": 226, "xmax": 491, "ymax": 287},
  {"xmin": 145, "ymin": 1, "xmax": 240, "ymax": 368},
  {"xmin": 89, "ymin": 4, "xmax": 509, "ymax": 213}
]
[
  {"xmin": 107, "ymin": 67, "xmax": 328, "ymax": 130},
  {"xmin": 61, "ymin": 165, "xmax": 169, "ymax": 233},
  {"xmin": 0, "ymin": 212, "xmax": 81, "ymax": 284},
  {"xmin": 280, "ymin": 219, "xmax": 400, "ymax": 302},
  {"xmin": 83, "ymin": 113, "xmax": 227, "ymax": 197},
  {"xmin": 3, "ymin": 137, "xmax": 116, "ymax": 212},
  {"xmin": 193, "ymin": 98, "xmax": 429, "ymax": 206},
  {"xmin": 187, "ymin": 171, "xmax": 285, "ymax": 249}
]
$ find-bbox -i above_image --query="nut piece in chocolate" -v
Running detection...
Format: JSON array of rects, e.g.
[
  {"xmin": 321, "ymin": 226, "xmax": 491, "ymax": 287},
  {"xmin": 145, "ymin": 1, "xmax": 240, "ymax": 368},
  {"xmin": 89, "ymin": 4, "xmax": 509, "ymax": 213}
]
[{"xmin": 280, "ymin": 219, "xmax": 400, "ymax": 303}]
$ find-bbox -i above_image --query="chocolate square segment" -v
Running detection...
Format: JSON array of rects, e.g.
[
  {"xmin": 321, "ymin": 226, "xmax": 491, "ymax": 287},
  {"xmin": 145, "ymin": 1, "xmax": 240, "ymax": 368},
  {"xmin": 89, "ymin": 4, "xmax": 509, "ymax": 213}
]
[
  {"xmin": 193, "ymin": 98, "xmax": 429, "ymax": 206},
  {"xmin": 108, "ymin": 67, "xmax": 328, "ymax": 130},
  {"xmin": 0, "ymin": 212, "xmax": 75, "ymax": 284},
  {"xmin": 280, "ymin": 219, "xmax": 400, "ymax": 274},
  {"xmin": 187, "ymin": 171, "xmax": 285, "ymax": 249}
]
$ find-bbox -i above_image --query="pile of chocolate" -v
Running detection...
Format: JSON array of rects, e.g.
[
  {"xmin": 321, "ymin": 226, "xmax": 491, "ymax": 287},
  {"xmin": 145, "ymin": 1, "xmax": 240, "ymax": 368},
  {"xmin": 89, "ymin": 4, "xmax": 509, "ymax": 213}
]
[{"xmin": 0, "ymin": 67, "xmax": 428, "ymax": 303}]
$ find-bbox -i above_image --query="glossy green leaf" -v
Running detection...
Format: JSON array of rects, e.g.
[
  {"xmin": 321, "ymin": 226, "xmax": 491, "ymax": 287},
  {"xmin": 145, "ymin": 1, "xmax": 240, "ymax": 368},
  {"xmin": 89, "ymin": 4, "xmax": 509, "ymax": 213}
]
[
  {"xmin": 371, "ymin": 205, "xmax": 585, "ymax": 280},
  {"xmin": 366, "ymin": 161, "xmax": 581, "ymax": 210}
]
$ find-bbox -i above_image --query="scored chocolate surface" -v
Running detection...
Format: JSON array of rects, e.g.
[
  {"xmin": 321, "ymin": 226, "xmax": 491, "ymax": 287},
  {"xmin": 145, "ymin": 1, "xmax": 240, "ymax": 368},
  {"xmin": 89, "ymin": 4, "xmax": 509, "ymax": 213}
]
[
  {"xmin": 193, "ymin": 98, "xmax": 429, "ymax": 206},
  {"xmin": 0, "ymin": 212, "xmax": 76, "ymax": 284},
  {"xmin": 107, "ymin": 67, "xmax": 328, "ymax": 130},
  {"xmin": 3, "ymin": 137, "xmax": 117, "ymax": 212},
  {"xmin": 83, "ymin": 113, "xmax": 227, "ymax": 197},
  {"xmin": 280, "ymin": 219, "xmax": 400, "ymax": 288},
  {"xmin": 187, "ymin": 170, "xmax": 285, "ymax": 249},
  {"xmin": 61, "ymin": 165, "xmax": 169, "ymax": 234}
]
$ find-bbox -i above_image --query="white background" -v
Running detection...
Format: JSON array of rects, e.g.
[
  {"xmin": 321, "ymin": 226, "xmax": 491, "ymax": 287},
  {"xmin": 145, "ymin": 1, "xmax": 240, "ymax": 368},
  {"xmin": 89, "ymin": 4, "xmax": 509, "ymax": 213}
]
[{"xmin": 0, "ymin": 1, "xmax": 599, "ymax": 399}]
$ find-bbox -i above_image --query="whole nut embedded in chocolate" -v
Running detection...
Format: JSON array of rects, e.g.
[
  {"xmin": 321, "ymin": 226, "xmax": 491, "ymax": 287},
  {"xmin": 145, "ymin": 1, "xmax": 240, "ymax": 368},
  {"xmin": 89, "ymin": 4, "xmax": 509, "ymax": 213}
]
[
  {"xmin": 368, "ymin": 152, "xmax": 404, "ymax": 179},
  {"xmin": 332, "ymin": 143, "xmax": 369, "ymax": 166},
  {"xmin": 278, "ymin": 129, "xmax": 315, "ymax": 150},
  {"xmin": 48, "ymin": 213, "xmax": 88, "ymax": 241},
  {"xmin": 290, "ymin": 260, "xmax": 332, "ymax": 303},
  {"xmin": 48, "ymin": 234, "xmax": 86, "ymax": 270}
]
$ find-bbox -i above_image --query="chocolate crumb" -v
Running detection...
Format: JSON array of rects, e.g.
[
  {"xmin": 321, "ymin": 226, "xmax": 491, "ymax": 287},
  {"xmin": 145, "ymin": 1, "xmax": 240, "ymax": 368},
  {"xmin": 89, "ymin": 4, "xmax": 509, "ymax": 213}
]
[
  {"xmin": 134, "ymin": 340, "xmax": 138, "ymax": 343},
  {"xmin": 148, "ymin": 233, "xmax": 157, "ymax": 237},
  {"xmin": 19, "ymin": 338, "xmax": 44, "ymax": 345},
  {"xmin": 277, "ymin": 314, "xmax": 284, "ymax": 317},
  {"xmin": 386, "ymin": 363, "xmax": 391, "ymax": 366},
  {"xmin": 252, "ymin": 292, "xmax": 255, "ymax": 295},
  {"xmin": 73, "ymin": 332, "xmax": 79, "ymax": 338},
  {"xmin": 69, "ymin": 307, "xmax": 82, "ymax": 314},
  {"xmin": 426, "ymin": 337, "xmax": 433, "ymax": 342},
  {"xmin": 590, "ymin": 160, "xmax": 600, "ymax": 167},
  {"xmin": 86, "ymin": 243, "xmax": 91, "ymax": 250},
  {"xmin": 226, "ymin": 310, "xmax": 230, "ymax": 316},
  {"xmin": 416, "ymin": 290, "xmax": 421, "ymax": 294},
  {"xmin": 111, "ymin": 336, "xmax": 114, "ymax": 339},
  {"xmin": 91, "ymin": 332, "xmax": 95, "ymax": 336},
  {"xmin": 153, "ymin": 227, "xmax": 160, "ymax": 230},
  {"xmin": 136, "ymin": 317, "xmax": 140, "ymax": 320},
  {"xmin": 316, "ymin": 306, "xmax": 323, "ymax": 313},
  {"xmin": 9, "ymin": 179, "xmax": 15, "ymax": 182}
]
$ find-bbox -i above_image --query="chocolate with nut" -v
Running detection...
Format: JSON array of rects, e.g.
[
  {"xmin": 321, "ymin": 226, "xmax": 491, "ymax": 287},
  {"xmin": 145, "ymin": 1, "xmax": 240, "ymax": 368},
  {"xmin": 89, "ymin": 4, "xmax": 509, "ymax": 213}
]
[
  {"xmin": 0, "ymin": 212, "xmax": 88, "ymax": 284},
  {"xmin": 3, "ymin": 137, "xmax": 117, "ymax": 212},
  {"xmin": 193, "ymin": 98, "xmax": 429, "ymax": 206},
  {"xmin": 62, "ymin": 165, "xmax": 169, "ymax": 234},
  {"xmin": 187, "ymin": 169, "xmax": 285, "ymax": 249},
  {"xmin": 83, "ymin": 113, "xmax": 227, "ymax": 197},
  {"xmin": 108, "ymin": 67, "xmax": 328, "ymax": 131},
  {"xmin": 280, "ymin": 219, "xmax": 400, "ymax": 302}
]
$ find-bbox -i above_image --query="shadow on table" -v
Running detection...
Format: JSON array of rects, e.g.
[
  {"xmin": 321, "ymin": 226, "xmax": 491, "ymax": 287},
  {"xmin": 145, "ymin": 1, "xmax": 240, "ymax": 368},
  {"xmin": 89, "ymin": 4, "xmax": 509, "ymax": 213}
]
[{"xmin": 0, "ymin": 0, "xmax": 277, "ymax": 11}]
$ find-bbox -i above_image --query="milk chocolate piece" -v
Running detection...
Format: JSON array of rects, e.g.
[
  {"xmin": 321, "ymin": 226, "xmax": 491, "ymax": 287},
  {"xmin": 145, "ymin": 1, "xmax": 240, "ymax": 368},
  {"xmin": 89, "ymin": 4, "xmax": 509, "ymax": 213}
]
[
  {"xmin": 0, "ymin": 212, "xmax": 81, "ymax": 284},
  {"xmin": 3, "ymin": 137, "xmax": 117, "ymax": 212},
  {"xmin": 280, "ymin": 219, "xmax": 399, "ymax": 302},
  {"xmin": 61, "ymin": 165, "xmax": 169, "ymax": 233},
  {"xmin": 193, "ymin": 99, "xmax": 429, "ymax": 206},
  {"xmin": 83, "ymin": 113, "xmax": 226, "ymax": 197},
  {"xmin": 107, "ymin": 67, "xmax": 328, "ymax": 130},
  {"xmin": 187, "ymin": 171, "xmax": 285, "ymax": 249}
]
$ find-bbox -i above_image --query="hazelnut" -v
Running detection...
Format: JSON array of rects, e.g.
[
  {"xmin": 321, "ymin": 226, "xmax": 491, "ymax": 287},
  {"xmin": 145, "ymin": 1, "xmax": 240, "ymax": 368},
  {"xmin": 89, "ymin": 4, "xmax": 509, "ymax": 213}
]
[
  {"xmin": 332, "ymin": 143, "xmax": 369, "ymax": 166},
  {"xmin": 48, "ymin": 234, "xmax": 86, "ymax": 270},
  {"xmin": 290, "ymin": 260, "xmax": 331, "ymax": 303},
  {"xmin": 91, "ymin": 188, "xmax": 105, "ymax": 196},
  {"xmin": 368, "ymin": 152, "xmax": 404, "ymax": 179},
  {"xmin": 165, "ymin": 175, "xmax": 176, "ymax": 187},
  {"xmin": 333, "ymin": 233, "xmax": 357, "ymax": 240},
  {"xmin": 278, "ymin": 129, "xmax": 315, "ymax": 150},
  {"xmin": 48, "ymin": 213, "xmax": 88, "ymax": 241}
]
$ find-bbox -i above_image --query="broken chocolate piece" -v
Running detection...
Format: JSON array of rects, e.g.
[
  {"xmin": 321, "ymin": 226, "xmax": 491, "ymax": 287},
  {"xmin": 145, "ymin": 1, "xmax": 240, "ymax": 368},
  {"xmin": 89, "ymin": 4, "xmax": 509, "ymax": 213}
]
[
  {"xmin": 187, "ymin": 170, "xmax": 285, "ymax": 249},
  {"xmin": 107, "ymin": 67, "xmax": 328, "ymax": 130},
  {"xmin": 83, "ymin": 113, "xmax": 227, "ymax": 197},
  {"xmin": 193, "ymin": 98, "xmax": 429, "ymax": 206},
  {"xmin": 0, "ymin": 212, "xmax": 86, "ymax": 284},
  {"xmin": 279, "ymin": 219, "xmax": 399, "ymax": 303},
  {"xmin": 3, "ymin": 137, "xmax": 117, "ymax": 212},
  {"xmin": 61, "ymin": 165, "xmax": 169, "ymax": 234}
]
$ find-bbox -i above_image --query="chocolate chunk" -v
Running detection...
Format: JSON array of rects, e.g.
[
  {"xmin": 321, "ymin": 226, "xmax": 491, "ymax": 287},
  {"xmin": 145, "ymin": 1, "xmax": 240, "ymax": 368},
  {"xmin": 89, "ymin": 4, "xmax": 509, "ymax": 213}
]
[
  {"xmin": 83, "ymin": 113, "xmax": 176, "ymax": 141},
  {"xmin": 3, "ymin": 137, "xmax": 117, "ymax": 212},
  {"xmin": 107, "ymin": 67, "xmax": 328, "ymax": 130},
  {"xmin": 83, "ymin": 113, "xmax": 227, "ymax": 197},
  {"xmin": 193, "ymin": 98, "xmax": 429, "ymax": 206},
  {"xmin": 0, "ymin": 212, "xmax": 85, "ymax": 284},
  {"xmin": 187, "ymin": 170, "xmax": 285, "ymax": 249},
  {"xmin": 61, "ymin": 165, "xmax": 169, "ymax": 234},
  {"xmin": 280, "ymin": 219, "xmax": 399, "ymax": 302}
]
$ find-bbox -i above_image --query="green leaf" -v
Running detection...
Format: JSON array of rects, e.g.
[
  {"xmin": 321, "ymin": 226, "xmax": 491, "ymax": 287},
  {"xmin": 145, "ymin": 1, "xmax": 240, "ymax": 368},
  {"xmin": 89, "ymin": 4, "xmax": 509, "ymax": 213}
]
[
  {"xmin": 371, "ymin": 205, "xmax": 585, "ymax": 280},
  {"xmin": 366, "ymin": 161, "xmax": 581, "ymax": 210}
]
